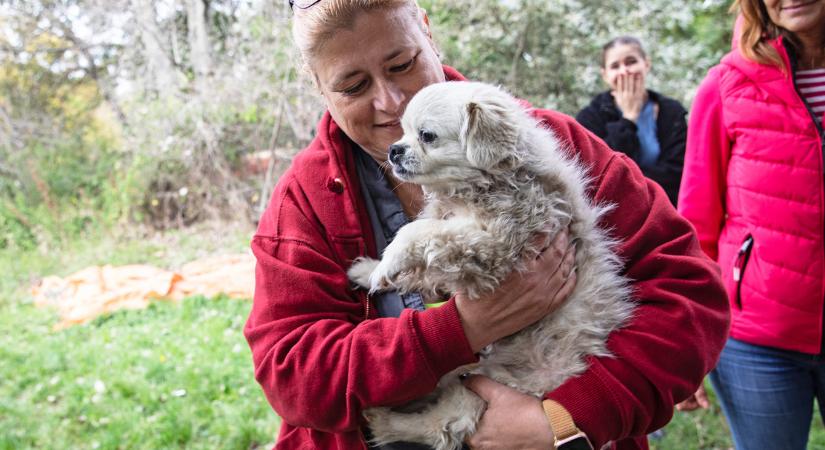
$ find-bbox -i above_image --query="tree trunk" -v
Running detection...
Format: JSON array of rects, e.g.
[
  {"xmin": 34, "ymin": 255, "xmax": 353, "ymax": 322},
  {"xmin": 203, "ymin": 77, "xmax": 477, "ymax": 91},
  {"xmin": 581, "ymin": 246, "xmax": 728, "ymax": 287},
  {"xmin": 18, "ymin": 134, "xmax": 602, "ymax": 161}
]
[
  {"xmin": 131, "ymin": 0, "xmax": 181, "ymax": 97},
  {"xmin": 184, "ymin": 0, "xmax": 212, "ymax": 87}
]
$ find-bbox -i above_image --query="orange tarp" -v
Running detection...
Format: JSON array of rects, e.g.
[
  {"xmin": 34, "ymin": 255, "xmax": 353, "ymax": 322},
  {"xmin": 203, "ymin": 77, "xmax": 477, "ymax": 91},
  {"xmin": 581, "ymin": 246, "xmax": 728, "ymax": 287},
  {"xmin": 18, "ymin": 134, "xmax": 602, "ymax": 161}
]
[{"xmin": 31, "ymin": 254, "xmax": 256, "ymax": 329}]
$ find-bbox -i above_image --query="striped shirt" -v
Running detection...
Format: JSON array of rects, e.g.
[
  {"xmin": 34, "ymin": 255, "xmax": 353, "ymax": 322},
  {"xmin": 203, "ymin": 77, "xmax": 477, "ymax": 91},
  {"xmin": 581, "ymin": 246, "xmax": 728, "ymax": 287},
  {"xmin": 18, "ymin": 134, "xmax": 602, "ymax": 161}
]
[{"xmin": 796, "ymin": 68, "xmax": 825, "ymax": 126}]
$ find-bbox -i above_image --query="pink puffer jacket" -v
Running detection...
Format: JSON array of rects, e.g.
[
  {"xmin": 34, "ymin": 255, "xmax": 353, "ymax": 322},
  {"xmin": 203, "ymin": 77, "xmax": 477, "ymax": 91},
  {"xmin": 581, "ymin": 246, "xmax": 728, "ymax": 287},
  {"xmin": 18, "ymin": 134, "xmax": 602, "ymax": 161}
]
[{"xmin": 679, "ymin": 37, "xmax": 825, "ymax": 354}]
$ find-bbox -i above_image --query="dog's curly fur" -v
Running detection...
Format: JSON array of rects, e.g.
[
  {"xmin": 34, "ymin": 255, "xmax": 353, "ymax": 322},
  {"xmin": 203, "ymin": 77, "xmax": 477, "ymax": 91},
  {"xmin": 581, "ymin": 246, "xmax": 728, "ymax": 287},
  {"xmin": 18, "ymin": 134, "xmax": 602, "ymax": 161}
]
[{"xmin": 348, "ymin": 81, "xmax": 636, "ymax": 450}]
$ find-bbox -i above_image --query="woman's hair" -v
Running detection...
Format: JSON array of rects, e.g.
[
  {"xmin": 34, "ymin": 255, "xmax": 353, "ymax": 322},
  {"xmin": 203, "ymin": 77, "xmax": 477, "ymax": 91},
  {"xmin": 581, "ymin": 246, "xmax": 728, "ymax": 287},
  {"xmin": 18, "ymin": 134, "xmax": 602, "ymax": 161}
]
[
  {"xmin": 731, "ymin": 0, "xmax": 801, "ymax": 70},
  {"xmin": 600, "ymin": 36, "xmax": 647, "ymax": 68},
  {"xmin": 292, "ymin": 0, "xmax": 424, "ymax": 69}
]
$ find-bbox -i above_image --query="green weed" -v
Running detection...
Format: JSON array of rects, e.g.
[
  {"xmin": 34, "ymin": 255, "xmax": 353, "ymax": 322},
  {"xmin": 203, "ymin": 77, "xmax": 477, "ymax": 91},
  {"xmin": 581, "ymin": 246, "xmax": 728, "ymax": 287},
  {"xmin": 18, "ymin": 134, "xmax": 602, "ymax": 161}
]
[{"xmin": 0, "ymin": 296, "xmax": 279, "ymax": 450}]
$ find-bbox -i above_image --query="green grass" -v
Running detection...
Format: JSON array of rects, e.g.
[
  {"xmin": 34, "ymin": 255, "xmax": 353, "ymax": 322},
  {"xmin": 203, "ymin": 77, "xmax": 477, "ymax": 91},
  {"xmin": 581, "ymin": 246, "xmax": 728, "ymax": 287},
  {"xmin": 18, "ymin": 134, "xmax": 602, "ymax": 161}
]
[
  {"xmin": 654, "ymin": 386, "xmax": 825, "ymax": 450},
  {"xmin": 0, "ymin": 222, "xmax": 280, "ymax": 449},
  {"xmin": 0, "ymin": 296, "xmax": 279, "ymax": 450},
  {"xmin": 651, "ymin": 386, "xmax": 732, "ymax": 450}
]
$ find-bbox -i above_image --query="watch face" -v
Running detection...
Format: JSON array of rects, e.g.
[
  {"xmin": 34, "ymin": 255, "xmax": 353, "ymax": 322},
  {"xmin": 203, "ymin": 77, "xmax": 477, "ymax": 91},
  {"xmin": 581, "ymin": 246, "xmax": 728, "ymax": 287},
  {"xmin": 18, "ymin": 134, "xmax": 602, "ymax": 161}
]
[{"xmin": 559, "ymin": 436, "xmax": 594, "ymax": 450}]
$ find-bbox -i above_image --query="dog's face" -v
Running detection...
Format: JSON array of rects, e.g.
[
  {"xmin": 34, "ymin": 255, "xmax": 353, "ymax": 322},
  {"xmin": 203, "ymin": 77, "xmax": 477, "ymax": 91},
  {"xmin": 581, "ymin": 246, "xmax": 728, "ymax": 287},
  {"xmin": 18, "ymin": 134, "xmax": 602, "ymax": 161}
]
[{"xmin": 387, "ymin": 82, "xmax": 521, "ymax": 188}]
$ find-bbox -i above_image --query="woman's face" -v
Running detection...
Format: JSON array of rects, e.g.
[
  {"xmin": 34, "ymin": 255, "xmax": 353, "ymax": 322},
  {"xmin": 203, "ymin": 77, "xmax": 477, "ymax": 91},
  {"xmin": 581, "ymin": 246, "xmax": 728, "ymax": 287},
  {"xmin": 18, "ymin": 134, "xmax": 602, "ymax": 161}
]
[
  {"xmin": 309, "ymin": 7, "xmax": 445, "ymax": 162},
  {"xmin": 601, "ymin": 43, "xmax": 651, "ymax": 91},
  {"xmin": 763, "ymin": 0, "xmax": 825, "ymax": 40}
]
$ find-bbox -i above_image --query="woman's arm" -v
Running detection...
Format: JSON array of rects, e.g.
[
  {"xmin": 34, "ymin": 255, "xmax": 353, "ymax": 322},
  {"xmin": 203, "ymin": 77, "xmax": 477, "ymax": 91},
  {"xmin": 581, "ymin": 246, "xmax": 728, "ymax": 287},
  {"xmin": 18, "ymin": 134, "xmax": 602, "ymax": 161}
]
[{"xmin": 677, "ymin": 68, "xmax": 730, "ymax": 260}]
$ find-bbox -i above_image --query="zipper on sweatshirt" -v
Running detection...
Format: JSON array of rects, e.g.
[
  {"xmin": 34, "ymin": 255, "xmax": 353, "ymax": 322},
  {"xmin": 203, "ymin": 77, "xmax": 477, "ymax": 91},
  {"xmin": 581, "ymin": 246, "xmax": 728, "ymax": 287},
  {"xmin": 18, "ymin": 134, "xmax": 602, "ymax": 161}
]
[{"xmin": 360, "ymin": 290, "xmax": 371, "ymax": 320}]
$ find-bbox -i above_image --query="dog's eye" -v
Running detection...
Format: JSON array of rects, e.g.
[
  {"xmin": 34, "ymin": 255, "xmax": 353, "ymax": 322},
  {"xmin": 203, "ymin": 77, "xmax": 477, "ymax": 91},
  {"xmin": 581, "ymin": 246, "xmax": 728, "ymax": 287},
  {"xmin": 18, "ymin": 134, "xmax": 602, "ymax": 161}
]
[{"xmin": 419, "ymin": 129, "xmax": 437, "ymax": 144}]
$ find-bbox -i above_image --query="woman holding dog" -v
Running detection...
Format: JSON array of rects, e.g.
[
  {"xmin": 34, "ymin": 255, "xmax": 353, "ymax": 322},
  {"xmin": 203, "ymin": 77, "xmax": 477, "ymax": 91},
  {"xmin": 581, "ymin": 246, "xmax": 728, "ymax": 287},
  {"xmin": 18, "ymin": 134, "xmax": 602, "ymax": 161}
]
[
  {"xmin": 678, "ymin": 1, "xmax": 825, "ymax": 449},
  {"xmin": 576, "ymin": 36, "xmax": 687, "ymax": 207},
  {"xmin": 244, "ymin": 1, "xmax": 728, "ymax": 449}
]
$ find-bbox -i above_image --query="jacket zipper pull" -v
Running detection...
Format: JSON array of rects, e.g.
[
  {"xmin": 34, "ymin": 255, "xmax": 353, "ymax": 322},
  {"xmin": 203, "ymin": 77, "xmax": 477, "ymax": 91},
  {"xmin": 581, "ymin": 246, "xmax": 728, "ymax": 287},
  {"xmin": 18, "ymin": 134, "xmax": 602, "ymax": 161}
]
[{"xmin": 733, "ymin": 236, "xmax": 754, "ymax": 282}]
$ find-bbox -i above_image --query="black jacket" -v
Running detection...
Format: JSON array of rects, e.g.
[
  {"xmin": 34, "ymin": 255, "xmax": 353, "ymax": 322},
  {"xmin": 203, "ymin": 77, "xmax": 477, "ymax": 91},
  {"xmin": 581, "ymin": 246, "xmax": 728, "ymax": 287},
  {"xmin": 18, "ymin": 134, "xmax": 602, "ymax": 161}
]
[{"xmin": 575, "ymin": 90, "xmax": 687, "ymax": 206}]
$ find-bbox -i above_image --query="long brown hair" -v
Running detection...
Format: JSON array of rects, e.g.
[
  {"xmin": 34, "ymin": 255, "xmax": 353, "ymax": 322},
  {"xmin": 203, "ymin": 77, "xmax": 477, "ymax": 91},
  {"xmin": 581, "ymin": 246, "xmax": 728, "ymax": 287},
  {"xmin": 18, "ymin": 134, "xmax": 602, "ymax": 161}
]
[{"xmin": 731, "ymin": 0, "xmax": 801, "ymax": 71}]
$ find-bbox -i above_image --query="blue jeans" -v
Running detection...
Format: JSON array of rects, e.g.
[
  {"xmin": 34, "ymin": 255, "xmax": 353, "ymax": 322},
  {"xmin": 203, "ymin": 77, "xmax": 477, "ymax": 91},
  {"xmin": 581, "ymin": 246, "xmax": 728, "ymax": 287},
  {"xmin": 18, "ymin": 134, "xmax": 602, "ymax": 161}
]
[{"xmin": 710, "ymin": 338, "xmax": 825, "ymax": 450}]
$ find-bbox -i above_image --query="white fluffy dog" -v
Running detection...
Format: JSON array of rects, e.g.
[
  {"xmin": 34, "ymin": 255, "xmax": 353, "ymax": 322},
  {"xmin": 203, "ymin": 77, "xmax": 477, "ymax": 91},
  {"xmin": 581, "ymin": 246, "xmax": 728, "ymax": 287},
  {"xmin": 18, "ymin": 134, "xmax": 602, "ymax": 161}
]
[{"xmin": 348, "ymin": 81, "xmax": 636, "ymax": 450}]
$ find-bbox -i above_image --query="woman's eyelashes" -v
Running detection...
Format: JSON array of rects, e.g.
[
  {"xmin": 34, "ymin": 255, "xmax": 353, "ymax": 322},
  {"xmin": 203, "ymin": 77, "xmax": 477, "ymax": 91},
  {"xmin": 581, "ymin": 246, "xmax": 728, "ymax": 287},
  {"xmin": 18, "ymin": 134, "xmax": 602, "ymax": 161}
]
[
  {"xmin": 610, "ymin": 57, "xmax": 639, "ymax": 70},
  {"xmin": 341, "ymin": 80, "xmax": 367, "ymax": 96},
  {"xmin": 389, "ymin": 54, "xmax": 417, "ymax": 73},
  {"xmin": 336, "ymin": 55, "xmax": 418, "ymax": 97}
]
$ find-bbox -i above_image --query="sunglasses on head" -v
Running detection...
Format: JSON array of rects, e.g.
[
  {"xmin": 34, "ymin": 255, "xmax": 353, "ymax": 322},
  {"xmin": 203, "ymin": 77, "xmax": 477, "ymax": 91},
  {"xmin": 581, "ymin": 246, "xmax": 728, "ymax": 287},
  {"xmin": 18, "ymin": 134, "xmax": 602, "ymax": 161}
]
[{"xmin": 289, "ymin": 0, "xmax": 322, "ymax": 9}]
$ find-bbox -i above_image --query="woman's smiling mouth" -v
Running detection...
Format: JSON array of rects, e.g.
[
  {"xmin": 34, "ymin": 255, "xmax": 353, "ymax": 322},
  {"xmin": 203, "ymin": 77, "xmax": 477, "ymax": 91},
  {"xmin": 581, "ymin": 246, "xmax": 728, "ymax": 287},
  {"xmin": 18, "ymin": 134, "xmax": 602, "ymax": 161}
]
[{"xmin": 782, "ymin": 0, "xmax": 817, "ymax": 10}]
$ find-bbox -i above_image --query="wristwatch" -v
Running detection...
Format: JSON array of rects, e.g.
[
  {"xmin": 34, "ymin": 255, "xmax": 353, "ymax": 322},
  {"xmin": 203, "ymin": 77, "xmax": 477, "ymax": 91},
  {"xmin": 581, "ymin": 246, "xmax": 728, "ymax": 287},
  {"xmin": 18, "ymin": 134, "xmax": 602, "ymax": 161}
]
[{"xmin": 542, "ymin": 399, "xmax": 594, "ymax": 450}]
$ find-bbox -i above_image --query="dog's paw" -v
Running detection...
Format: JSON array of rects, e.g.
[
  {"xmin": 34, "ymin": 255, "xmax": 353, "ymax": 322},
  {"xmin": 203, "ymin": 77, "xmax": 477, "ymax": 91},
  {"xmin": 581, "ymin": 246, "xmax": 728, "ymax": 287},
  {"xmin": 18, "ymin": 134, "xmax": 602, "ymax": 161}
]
[
  {"xmin": 363, "ymin": 406, "xmax": 387, "ymax": 424},
  {"xmin": 363, "ymin": 407, "xmax": 396, "ymax": 444},
  {"xmin": 367, "ymin": 258, "xmax": 405, "ymax": 293},
  {"xmin": 435, "ymin": 425, "xmax": 469, "ymax": 450},
  {"xmin": 348, "ymin": 257, "xmax": 380, "ymax": 289}
]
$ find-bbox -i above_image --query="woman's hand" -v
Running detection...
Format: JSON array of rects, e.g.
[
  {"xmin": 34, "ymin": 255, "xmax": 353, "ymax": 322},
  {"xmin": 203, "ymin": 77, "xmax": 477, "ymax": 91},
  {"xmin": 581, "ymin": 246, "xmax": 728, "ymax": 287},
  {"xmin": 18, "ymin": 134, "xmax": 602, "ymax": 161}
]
[
  {"xmin": 455, "ymin": 230, "xmax": 577, "ymax": 353},
  {"xmin": 462, "ymin": 375, "xmax": 554, "ymax": 450},
  {"xmin": 675, "ymin": 383, "xmax": 710, "ymax": 411},
  {"xmin": 613, "ymin": 73, "xmax": 646, "ymax": 123}
]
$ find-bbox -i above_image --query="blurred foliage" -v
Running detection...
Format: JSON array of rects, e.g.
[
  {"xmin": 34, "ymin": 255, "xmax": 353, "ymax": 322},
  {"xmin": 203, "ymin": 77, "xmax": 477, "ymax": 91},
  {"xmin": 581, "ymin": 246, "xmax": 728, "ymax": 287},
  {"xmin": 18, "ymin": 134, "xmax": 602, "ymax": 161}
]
[
  {"xmin": 423, "ymin": 0, "xmax": 734, "ymax": 113},
  {"xmin": 0, "ymin": 1, "xmax": 321, "ymax": 251},
  {"xmin": 0, "ymin": 30, "xmax": 124, "ymax": 251},
  {"xmin": 0, "ymin": 0, "xmax": 735, "ymax": 251}
]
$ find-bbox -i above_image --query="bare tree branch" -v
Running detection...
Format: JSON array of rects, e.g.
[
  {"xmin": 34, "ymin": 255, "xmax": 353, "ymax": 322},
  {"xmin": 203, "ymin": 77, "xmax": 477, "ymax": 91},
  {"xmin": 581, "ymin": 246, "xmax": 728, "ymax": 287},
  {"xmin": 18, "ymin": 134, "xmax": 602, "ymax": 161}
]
[
  {"xmin": 185, "ymin": 0, "xmax": 213, "ymax": 84},
  {"xmin": 131, "ymin": 0, "xmax": 182, "ymax": 97}
]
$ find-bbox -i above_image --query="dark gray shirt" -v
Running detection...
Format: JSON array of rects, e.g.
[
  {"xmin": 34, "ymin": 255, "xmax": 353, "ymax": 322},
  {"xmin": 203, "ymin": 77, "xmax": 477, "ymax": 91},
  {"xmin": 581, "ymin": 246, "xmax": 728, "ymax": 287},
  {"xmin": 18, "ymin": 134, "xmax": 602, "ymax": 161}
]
[{"xmin": 354, "ymin": 146, "xmax": 426, "ymax": 317}]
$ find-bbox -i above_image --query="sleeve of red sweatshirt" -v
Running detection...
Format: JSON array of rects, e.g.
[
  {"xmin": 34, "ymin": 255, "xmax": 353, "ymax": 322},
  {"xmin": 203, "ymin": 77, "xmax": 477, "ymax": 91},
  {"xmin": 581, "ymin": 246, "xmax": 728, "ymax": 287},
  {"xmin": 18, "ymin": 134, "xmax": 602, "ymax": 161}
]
[
  {"xmin": 540, "ymin": 110, "xmax": 730, "ymax": 448},
  {"xmin": 677, "ymin": 67, "xmax": 731, "ymax": 261},
  {"xmin": 244, "ymin": 171, "xmax": 477, "ymax": 433}
]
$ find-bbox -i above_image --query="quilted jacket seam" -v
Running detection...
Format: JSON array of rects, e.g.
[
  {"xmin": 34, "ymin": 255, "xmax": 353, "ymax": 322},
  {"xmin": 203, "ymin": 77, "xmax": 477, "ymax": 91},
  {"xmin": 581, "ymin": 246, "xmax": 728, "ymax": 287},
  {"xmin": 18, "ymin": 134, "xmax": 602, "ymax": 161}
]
[
  {"xmin": 729, "ymin": 154, "xmax": 820, "ymax": 172},
  {"xmin": 728, "ymin": 183, "xmax": 823, "ymax": 207}
]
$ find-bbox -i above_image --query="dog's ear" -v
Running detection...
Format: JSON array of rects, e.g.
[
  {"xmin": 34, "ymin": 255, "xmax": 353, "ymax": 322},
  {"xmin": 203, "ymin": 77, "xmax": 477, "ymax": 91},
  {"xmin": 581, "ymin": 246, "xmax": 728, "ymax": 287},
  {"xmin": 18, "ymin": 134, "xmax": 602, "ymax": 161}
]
[{"xmin": 459, "ymin": 97, "xmax": 519, "ymax": 168}]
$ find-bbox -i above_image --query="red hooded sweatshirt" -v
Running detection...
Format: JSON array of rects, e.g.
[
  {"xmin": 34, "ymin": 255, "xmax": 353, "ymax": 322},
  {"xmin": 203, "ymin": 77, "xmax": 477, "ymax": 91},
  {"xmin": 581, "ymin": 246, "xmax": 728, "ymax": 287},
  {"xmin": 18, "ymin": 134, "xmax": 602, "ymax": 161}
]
[{"xmin": 244, "ymin": 67, "xmax": 730, "ymax": 450}]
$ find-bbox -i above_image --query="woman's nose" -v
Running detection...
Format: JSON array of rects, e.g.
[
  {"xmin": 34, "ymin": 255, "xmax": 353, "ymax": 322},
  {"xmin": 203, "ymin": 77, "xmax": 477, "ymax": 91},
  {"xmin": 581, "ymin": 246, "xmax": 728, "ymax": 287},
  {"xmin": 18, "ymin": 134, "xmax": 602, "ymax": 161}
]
[{"xmin": 373, "ymin": 80, "xmax": 404, "ymax": 114}]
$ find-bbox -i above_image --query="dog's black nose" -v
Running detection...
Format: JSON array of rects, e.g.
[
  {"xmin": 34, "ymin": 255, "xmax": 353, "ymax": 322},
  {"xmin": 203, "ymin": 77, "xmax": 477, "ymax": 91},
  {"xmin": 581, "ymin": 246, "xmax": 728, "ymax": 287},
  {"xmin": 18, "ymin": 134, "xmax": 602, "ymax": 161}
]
[{"xmin": 388, "ymin": 144, "xmax": 406, "ymax": 164}]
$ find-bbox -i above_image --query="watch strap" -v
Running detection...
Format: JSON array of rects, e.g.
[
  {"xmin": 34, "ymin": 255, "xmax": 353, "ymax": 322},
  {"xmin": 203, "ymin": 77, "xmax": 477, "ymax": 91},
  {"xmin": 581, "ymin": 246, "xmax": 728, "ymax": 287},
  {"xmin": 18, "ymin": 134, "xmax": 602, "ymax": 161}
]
[
  {"xmin": 543, "ymin": 399, "xmax": 578, "ymax": 440},
  {"xmin": 543, "ymin": 399, "xmax": 594, "ymax": 450}
]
